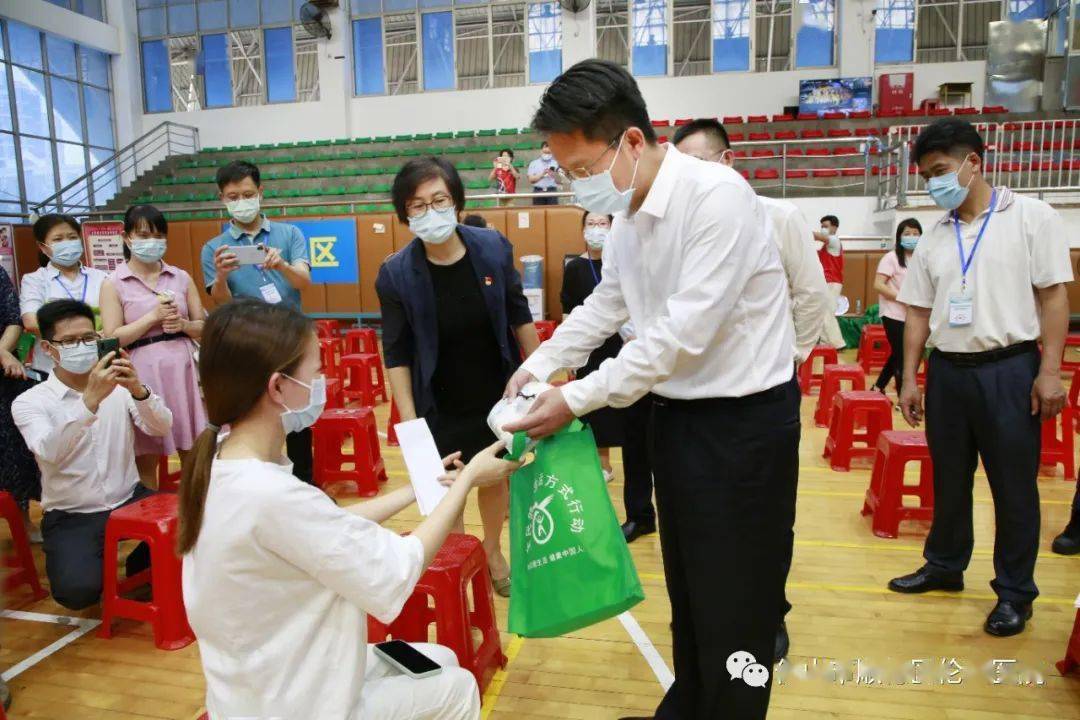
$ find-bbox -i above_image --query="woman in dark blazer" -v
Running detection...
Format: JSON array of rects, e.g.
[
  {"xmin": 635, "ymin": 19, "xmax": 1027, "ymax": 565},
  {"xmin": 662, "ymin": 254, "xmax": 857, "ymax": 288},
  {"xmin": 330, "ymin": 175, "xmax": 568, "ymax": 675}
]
[{"xmin": 376, "ymin": 157, "xmax": 540, "ymax": 595}]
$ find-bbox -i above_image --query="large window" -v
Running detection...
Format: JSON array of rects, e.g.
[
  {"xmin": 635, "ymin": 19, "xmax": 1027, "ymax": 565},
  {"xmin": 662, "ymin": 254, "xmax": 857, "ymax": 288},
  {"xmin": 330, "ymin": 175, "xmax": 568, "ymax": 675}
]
[
  {"xmin": 755, "ymin": 0, "xmax": 792, "ymax": 72},
  {"xmin": 45, "ymin": 0, "xmax": 106, "ymax": 22},
  {"xmin": 713, "ymin": 0, "xmax": 751, "ymax": 72},
  {"xmin": 352, "ymin": 0, "xmax": 556, "ymax": 96},
  {"xmin": 915, "ymin": 0, "xmax": 1001, "ymax": 63},
  {"xmin": 139, "ymin": 0, "xmax": 319, "ymax": 112},
  {"xmin": 795, "ymin": 0, "xmax": 834, "ymax": 68},
  {"xmin": 875, "ymin": 0, "xmax": 915, "ymax": 64},
  {"xmin": 0, "ymin": 20, "xmax": 115, "ymax": 214},
  {"xmin": 595, "ymin": 0, "xmax": 669, "ymax": 76},
  {"xmin": 672, "ymin": 0, "xmax": 710, "ymax": 77}
]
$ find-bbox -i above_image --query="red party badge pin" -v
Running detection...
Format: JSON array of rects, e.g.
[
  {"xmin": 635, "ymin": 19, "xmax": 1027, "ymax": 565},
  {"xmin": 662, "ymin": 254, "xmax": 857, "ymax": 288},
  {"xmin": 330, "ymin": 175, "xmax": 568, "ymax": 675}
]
[{"xmin": 484, "ymin": 276, "xmax": 494, "ymax": 286}]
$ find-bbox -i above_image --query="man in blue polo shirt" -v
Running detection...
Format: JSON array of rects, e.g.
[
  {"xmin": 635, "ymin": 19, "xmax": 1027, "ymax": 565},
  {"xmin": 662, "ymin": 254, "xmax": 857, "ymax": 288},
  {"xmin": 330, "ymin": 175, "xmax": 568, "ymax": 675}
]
[{"xmin": 201, "ymin": 159, "xmax": 315, "ymax": 483}]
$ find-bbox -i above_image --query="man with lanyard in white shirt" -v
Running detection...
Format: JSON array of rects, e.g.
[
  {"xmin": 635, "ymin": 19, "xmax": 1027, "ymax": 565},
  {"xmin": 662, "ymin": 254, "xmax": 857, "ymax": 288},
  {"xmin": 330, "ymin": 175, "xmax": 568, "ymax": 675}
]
[
  {"xmin": 891, "ymin": 119, "xmax": 1071, "ymax": 637},
  {"xmin": 504, "ymin": 59, "xmax": 799, "ymax": 720},
  {"xmin": 12, "ymin": 300, "xmax": 173, "ymax": 610},
  {"xmin": 672, "ymin": 117, "xmax": 828, "ymax": 663}
]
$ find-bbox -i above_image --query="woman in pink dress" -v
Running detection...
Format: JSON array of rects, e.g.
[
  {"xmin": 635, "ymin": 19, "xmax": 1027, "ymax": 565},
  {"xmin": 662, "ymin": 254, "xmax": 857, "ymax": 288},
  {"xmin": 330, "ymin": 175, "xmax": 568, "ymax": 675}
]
[{"xmin": 100, "ymin": 205, "xmax": 206, "ymax": 486}]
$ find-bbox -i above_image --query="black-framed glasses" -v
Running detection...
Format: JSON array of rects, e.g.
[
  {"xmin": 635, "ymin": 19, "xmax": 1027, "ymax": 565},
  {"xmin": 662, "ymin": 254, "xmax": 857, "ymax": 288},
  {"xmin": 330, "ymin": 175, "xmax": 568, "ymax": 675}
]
[
  {"xmin": 49, "ymin": 332, "xmax": 100, "ymax": 350},
  {"xmin": 405, "ymin": 195, "xmax": 455, "ymax": 219}
]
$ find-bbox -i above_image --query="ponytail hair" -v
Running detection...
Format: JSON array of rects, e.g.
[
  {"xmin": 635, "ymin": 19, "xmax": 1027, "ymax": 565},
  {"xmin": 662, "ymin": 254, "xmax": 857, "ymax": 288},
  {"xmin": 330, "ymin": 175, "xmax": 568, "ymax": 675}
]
[{"xmin": 176, "ymin": 299, "xmax": 313, "ymax": 554}]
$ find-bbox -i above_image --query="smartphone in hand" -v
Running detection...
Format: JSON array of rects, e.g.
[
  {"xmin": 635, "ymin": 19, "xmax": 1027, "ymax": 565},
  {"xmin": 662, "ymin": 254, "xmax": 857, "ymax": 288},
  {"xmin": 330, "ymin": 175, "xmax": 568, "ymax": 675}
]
[
  {"xmin": 96, "ymin": 337, "xmax": 120, "ymax": 367},
  {"xmin": 229, "ymin": 244, "xmax": 269, "ymax": 266}
]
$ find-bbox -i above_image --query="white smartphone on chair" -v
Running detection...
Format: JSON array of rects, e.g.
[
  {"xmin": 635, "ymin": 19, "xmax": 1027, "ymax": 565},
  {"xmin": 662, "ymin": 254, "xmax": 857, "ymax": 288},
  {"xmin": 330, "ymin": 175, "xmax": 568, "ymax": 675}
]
[{"xmin": 373, "ymin": 640, "xmax": 443, "ymax": 679}]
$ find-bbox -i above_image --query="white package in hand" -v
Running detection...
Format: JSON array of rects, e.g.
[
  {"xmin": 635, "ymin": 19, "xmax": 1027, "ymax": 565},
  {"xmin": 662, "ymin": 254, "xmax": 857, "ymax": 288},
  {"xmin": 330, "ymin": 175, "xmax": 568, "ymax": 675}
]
[{"xmin": 487, "ymin": 381, "xmax": 553, "ymax": 452}]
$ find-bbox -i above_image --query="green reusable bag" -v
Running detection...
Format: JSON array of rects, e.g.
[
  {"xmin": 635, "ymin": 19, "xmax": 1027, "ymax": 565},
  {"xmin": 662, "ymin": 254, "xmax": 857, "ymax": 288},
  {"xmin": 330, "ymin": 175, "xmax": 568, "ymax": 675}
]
[{"xmin": 507, "ymin": 422, "xmax": 645, "ymax": 638}]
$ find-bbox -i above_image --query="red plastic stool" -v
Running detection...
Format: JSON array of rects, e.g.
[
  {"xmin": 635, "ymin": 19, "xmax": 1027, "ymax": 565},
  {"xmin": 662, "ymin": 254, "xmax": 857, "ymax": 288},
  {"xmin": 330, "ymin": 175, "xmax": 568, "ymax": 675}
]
[
  {"xmin": 367, "ymin": 534, "xmax": 506, "ymax": 693},
  {"xmin": 1057, "ymin": 607, "xmax": 1080, "ymax": 675},
  {"xmin": 857, "ymin": 325, "xmax": 891, "ymax": 374},
  {"xmin": 824, "ymin": 391, "xmax": 894, "ymax": 471},
  {"xmin": 315, "ymin": 319, "xmax": 340, "ymax": 339},
  {"xmin": 814, "ymin": 364, "xmax": 866, "ymax": 427},
  {"xmin": 325, "ymin": 377, "xmax": 344, "ymax": 410},
  {"xmin": 99, "ymin": 494, "xmax": 195, "ymax": 650},
  {"xmin": 341, "ymin": 353, "xmax": 388, "ymax": 407},
  {"xmin": 1041, "ymin": 405, "xmax": 1075, "ymax": 478},
  {"xmin": 387, "ymin": 398, "xmax": 401, "ymax": 447},
  {"xmin": 861, "ymin": 430, "xmax": 934, "ymax": 538},
  {"xmin": 312, "ymin": 408, "xmax": 387, "ymax": 496},
  {"xmin": 344, "ymin": 327, "xmax": 379, "ymax": 356},
  {"xmin": 798, "ymin": 345, "xmax": 840, "ymax": 395},
  {"xmin": 157, "ymin": 456, "xmax": 181, "ymax": 493},
  {"xmin": 1069, "ymin": 366, "xmax": 1080, "ymax": 411},
  {"xmin": 1063, "ymin": 334, "xmax": 1080, "ymax": 374},
  {"xmin": 0, "ymin": 491, "xmax": 46, "ymax": 601},
  {"xmin": 534, "ymin": 320, "xmax": 557, "ymax": 343},
  {"xmin": 319, "ymin": 337, "xmax": 343, "ymax": 381}
]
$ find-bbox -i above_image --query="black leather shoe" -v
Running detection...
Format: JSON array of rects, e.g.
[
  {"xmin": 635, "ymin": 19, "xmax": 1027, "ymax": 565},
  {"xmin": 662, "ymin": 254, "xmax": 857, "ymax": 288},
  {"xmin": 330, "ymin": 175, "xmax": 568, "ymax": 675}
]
[
  {"xmin": 984, "ymin": 600, "xmax": 1032, "ymax": 637},
  {"xmin": 622, "ymin": 521, "xmax": 656, "ymax": 543},
  {"xmin": 775, "ymin": 621, "xmax": 790, "ymax": 661},
  {"xmin": 1052, "ymin": 512, "xmax": 1080, "ymax": 555},
  {"xmin": 887, "ymin": 565, "xmax": 964, "ymax": 594}
]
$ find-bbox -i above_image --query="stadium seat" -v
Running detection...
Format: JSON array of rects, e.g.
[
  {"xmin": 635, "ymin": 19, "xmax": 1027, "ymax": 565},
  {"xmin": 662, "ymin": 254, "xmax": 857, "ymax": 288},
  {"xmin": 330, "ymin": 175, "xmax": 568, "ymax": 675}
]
[
  {"xmin": 651, "ymin": 119, "xmax": 670, "ymax": 128},
  {"xmin": 785, "ymin": 148, "xmax": 804, "ymax": 156},
  {"xmin": 674, "ymin": 118, "xmax": 693, "ymax": 126},
  {"xmin": 775, "ymin": 131, "xmax": 797, "ymax": 140},
  {"xmin": 805, "ymin": 148, "xmax": 830, "ymax": 157},
  {"xmin": 786, "ymin": 169, "xmax": 809, "ymax": 179},
  {"xmin": 751, "ymin": 149, "xmax": 776, "ymax": 158},
  {"xmin": 772, "ymin": 114, "xmax": 795, "ymax": 122},
  {"xmin": 801, "ymin": 129, "xmax": 825, "ymax": 139},
  {"xmin": 797, "ymin": 112, "xmax": 817, "ymax": 121},
  {"xmin": 827, "ymin": 129, "xmax": 853, "ymax": 138},
  {"xmin": 722, "ymin": 116, "xmax": 744, "ymax": 124},
  {"xmin": 833, "ymin": 146, "xmax": 859, "ymax": 155},
  {"xmin": 747, "ymin": 115, "xmax": 768, "ymax": 123},
  {"xmin": 733, "ymin": 150, "xmax": 748, "ymax": 159},
  {"xmin": 929, "ymin": 108, "xmax": 952, "ymax": 116},
  {"xmin": 954, "ymin": 106, "xmax": 979, "ymax": 115},
  {"xmin": 749, "ymin": 132, "xmax": 771, "ymax": 141},
  {"xmin": 840, "ymin": 168, "xmax": 864, "ymax": 177},
  {"xmin": 823, "ymin": 111, "xmax": 844, "ymax": 120},
  {"xmin": 876, "ymin": 109, "xmax": 903, "ymax": 118},
  {"xmin": 753, "ymin": 168, "xmax": 780, "ymax": 180},
  {"xmin": 728, "ymin": 132, "xmax": 745, "ymax": 142},
  {"xmin": 1010, "ymin": 141, "xmax": 1035, "ymax": 152},
  {"xmin": 982, "ymin": 105, "xmax": 1008, "ymax": 114},
  {"xmin": 849, "ymin": 111, "xmax": 872, "ymax": 119},
  {"xmin": 813, "ymin": 169, "xmax": 841, "ymax": 178}
]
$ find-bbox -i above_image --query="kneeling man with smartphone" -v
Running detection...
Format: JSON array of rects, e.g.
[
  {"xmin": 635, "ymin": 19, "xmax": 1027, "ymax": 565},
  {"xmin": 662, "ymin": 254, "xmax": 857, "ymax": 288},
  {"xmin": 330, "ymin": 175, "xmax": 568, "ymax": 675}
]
[{"xmin": 11, "ymin": 299, "xmax": 173, "ymax": 610}]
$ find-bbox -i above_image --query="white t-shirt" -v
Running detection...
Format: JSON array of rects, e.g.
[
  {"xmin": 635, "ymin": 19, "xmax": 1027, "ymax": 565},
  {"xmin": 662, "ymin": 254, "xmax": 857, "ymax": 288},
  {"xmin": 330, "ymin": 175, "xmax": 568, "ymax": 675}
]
[
  {"xmin": 182, "ymin": 458, "xmax": 425, "ymax": 720},
  {"xmin": 898, "ymin": 188, "xmax": 1073, "ymax": 353},
  {"xmin": 19, "ymin": 263, "xmax": 108, "ymax": 373}
]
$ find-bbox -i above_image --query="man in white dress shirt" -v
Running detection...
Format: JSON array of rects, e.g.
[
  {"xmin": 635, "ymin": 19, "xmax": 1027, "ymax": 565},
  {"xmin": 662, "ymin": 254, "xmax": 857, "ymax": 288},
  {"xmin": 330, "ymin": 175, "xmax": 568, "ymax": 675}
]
[
  {"xmin": 672, "ymin": 118, "xmax": 828, "ymax": 663},
  {"xmin": 891, "ymin": 119, "xmax": 1071, "ymax": 637},
  {"xmin": 12, "ymin": 300, "xmax": 172, "ymax": 610},
  {"xmin": 504, "ymin": 59, "xmax": 799, "ymax": 720}
]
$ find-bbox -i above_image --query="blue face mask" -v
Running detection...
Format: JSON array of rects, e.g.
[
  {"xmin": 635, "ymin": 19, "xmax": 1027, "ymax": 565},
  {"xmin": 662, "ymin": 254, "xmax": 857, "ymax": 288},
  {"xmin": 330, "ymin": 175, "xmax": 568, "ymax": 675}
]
[
  {"xmin": 131, "ymin": 239, "xmax": 167, "ymax": 263},
  {"xmin": 900, "ymin": 235, "xmax": 920, "ymax": 251},
  {"xmin": 49, "ymin": 239, "xmax": 84, "ymax": 268},
  {"xmin": 926, "ymin": 157, "xmax": 973, "ymax": 210},
  {"xmin": 408, "ymin": 207, "xmax": 457, "ymax": 245},
  {"xmin": 571, "ymin": 133, "xmax": 640, "ymax": 215}
]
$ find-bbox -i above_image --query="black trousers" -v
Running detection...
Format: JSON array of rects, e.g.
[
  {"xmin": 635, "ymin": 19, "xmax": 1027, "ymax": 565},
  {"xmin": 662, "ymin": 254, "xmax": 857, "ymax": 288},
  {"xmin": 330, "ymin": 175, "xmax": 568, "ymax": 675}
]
[
  {"xmin": 531, "ymin": 188, "xmax": 558, "ymax": 206},
  {"xmin": 286, "ymin": 427, "xmax": 314, "ymax": 485},
  {"xmin": 652, "ymin": 378, "xmax": 800, "ymax": 720},
  {"xmin": 923, "ymin": 347, "xmax": 1041, "ymax": 604},
  {"xmin": 778, "ymin": 387, "xmax": 802, "ymax": 621},
  {"xmin": 622, "ymin": 396, "xmax": 656, "ymax": 527},
  {"xmin": 41, "ymin": 484, "xmax": 154, "ymax": 611},
  {"xmin": 875, "ymin": 316, "xmax": 906, "ymax": 395}
]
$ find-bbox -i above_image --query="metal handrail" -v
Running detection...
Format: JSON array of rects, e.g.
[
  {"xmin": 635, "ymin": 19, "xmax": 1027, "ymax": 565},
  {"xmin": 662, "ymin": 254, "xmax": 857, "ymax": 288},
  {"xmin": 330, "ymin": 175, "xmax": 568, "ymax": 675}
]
[{"xmin": 31, "ymin": 121, "xmax": 200, "ymax": 217}]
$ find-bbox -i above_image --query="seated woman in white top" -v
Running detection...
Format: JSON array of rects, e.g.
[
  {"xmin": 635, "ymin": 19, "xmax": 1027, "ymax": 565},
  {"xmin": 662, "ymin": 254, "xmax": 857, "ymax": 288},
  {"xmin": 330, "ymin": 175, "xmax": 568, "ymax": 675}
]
[{"xmin": 178, "ymin": 298, "xmax": 519, "ymax": 720}]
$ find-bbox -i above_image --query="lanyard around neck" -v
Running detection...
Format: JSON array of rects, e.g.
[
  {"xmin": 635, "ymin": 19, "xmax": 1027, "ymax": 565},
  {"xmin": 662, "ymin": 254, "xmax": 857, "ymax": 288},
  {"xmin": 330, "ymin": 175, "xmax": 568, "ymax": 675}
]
[
  {"xmin": 53, "ymin": 269, "xmax": 88, "ymax": 304},
  {"xmin": 952, "ymin": 188, "xmax": 996, "ymax": 293}
]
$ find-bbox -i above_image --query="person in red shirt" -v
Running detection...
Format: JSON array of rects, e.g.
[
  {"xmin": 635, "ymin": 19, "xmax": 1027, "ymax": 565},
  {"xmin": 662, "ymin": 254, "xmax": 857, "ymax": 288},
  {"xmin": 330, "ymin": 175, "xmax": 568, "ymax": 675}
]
[
  {"xmin": 813, "ymin": 214, "xmax": 846, "ymax": 348},
  {"xmin": 489, "ymin": 149, "xmax": 519, "ymax": 206}
]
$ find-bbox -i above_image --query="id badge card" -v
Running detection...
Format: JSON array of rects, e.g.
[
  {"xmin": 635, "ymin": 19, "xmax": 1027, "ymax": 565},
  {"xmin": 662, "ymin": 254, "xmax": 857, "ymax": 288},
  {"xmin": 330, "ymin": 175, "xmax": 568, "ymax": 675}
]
[
  {"xmin": 948, "ymin": 291, "xmax": 973, "ymax": 327},
  {"xmin": 259, "ymin": 282, "xmax": 283, "ymax": 305}
]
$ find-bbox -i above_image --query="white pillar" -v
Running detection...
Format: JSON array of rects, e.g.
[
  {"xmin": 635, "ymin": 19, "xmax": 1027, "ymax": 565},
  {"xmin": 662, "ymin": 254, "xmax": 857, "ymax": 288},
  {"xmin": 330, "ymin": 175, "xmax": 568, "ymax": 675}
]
[
  {"xmin": 837, "ymin": 0, "xmax": 875, "ymax": 79},
  {"xmin": 105, "ymin": 0, "xmax": 141, "ymax": 155},
  {"xmin": 319, "ymin": 5, "xmax": 352, "ymax": 141},
  {"xmin": 561, "ymin": 3, "xmax": 595, "ymax": 71}
]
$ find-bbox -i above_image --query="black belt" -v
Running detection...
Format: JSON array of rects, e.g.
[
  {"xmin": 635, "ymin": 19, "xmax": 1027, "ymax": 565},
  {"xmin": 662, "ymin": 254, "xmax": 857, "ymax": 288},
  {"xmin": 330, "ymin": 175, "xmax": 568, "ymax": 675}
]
[
  {"xmin": 651, "ymin": 376, "xmax": 797, "ymax": 410},
  {"xmin": 933, "ymin": 340, "xmax": 1038, "ymax": 367},
  {"xmin": 126, "ymin": 332, "xmax": 187, "ymax": 352}
]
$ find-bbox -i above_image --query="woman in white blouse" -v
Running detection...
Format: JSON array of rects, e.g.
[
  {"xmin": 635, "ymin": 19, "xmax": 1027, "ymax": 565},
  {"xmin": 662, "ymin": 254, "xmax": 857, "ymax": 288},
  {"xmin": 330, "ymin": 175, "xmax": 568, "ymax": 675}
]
[{"xmin": 178, "ymin": 299, "xmax": 518, "ymax": 720}]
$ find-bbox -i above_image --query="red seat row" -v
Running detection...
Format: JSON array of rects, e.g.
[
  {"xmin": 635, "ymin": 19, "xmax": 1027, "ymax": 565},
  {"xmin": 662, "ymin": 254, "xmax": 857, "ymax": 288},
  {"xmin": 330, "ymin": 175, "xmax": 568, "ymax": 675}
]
[{"xmin": 652, "ymin": 106, "xmax": 1010, "ymax": 129}]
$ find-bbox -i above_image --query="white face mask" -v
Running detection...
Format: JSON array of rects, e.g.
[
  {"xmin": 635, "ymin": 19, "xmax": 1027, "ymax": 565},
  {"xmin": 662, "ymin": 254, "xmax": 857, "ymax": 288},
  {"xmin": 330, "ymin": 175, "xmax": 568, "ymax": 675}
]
[
  {"xmin": 584, "ymin": 226, "xmax": 609, "ymax": 251},
  {"xmin": 570, "ymin": 133, "xmax": 640, "ymax": 215},
  {"xmin": 226, "ymin": 196, "xmax": 261, "ymax": 224},
  {"xmin": 409, "ymin": 206, "xmax": 458, "ymax": 245},
  {"xmin": 279, "ymin": 375, "xmax": 326, "ymax": 435},
  {"xmin": 55, "ymin": 343, "xmax": 98, "ymax": 375}
]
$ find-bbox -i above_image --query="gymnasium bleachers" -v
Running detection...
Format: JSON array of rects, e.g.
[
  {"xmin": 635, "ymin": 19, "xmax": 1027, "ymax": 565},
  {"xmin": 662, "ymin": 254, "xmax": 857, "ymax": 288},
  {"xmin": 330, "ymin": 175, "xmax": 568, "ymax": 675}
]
[{"xmin": 102, "ymin": 108, "xmax": 1080, "ymax": 221}]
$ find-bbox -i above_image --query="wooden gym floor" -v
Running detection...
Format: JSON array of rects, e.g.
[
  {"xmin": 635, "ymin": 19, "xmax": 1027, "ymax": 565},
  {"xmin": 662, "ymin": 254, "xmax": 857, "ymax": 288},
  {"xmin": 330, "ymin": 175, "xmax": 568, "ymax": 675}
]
[{"xmin": 1, "ymin": 350, "xmax": 1078, "ymax": 719}]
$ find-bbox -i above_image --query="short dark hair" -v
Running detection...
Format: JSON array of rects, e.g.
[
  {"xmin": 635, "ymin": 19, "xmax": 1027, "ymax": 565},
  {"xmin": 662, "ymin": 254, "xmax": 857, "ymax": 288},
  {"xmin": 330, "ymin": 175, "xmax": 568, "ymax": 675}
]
[
  {"xmin": 462, "ymin": 214, "xmax": 488, "ymax": 228},
  {"xmin": 894, "ymin": 217, "xmax": 923, "ymax": 268},
  {"xmin": 122, "ymin": 205, "xmax": 168, "ymax": 261},
  {"xmin": 532, "ymin": 59, "xmax": 657, "ymax": 144},
  {"xmin": 216, "ymin": 160, "xmax": 261, "ymax": 190},
  {"xmin": 912, "ymin": 118, "xmax": 985, "ymax": 164},
  {"xmin": 391, "ymin": 157, "xmax": 466, "ymax": 224},
  {"xmin": 820, "ymin": 215, "xmax": 840, "ymax": 229},
  {"xmin": 541, "ymin": 140, "xmax": 550, "ymax": 149},
  {"xmin": 33, "ymin": 213, "xmax": 81, "ymax": 244},
  {"xmin": 672, "ymin": 119, "xmax": 730, "ymax": 151},
  {"xmin": 499, "ymin": 148, "xmax": 515, "ymax": 159},
  {"xmin": 37, "ymin": 299, "xmax": 95, "ymax": 342},
  {"xmin": 581, "ymin": 210, "xmax": 614, "ymax": 229}
]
